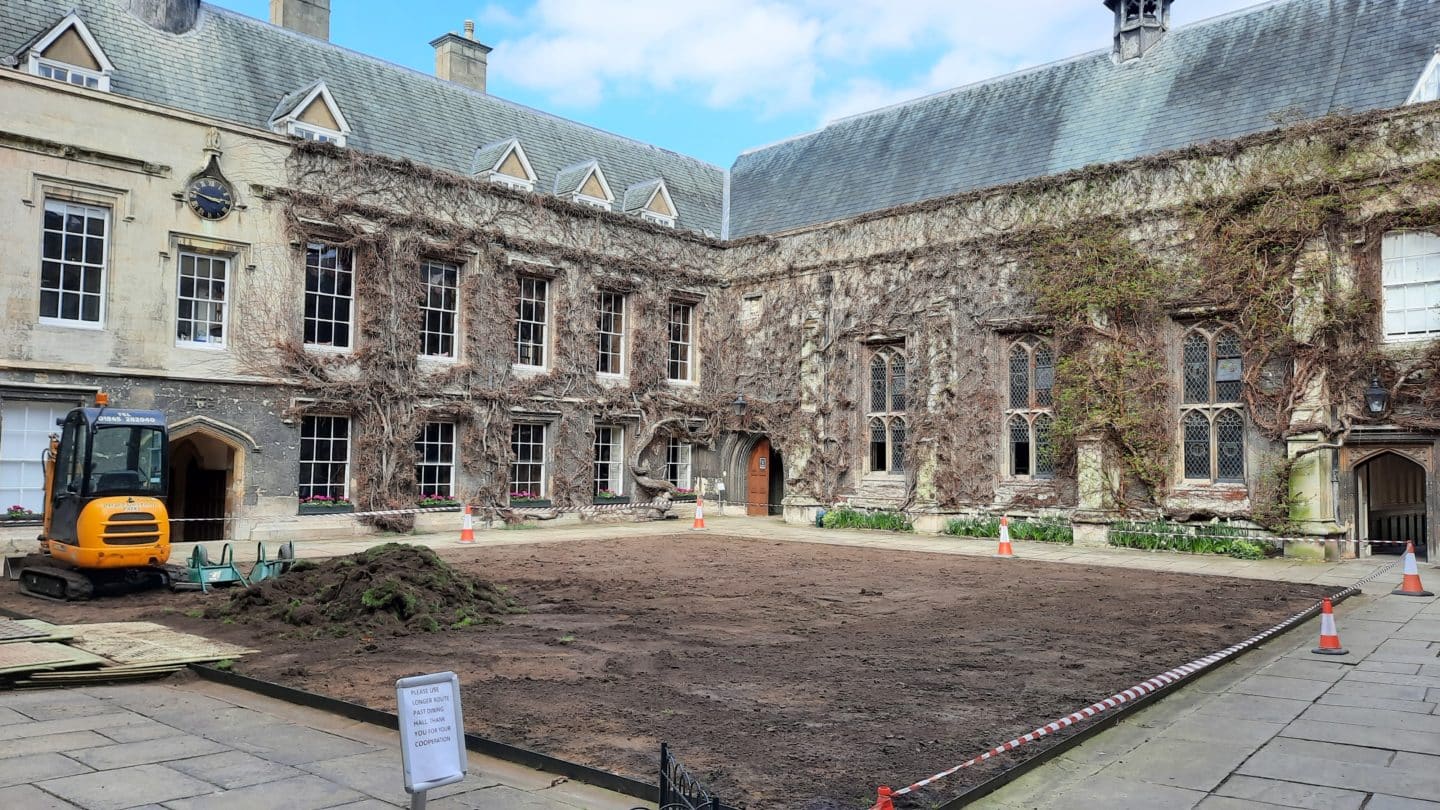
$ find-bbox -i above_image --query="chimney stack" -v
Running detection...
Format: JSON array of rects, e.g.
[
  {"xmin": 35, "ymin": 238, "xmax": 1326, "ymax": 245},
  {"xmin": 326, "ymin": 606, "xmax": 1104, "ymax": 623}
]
[
  {"xmin": 1105, "ymin": 0, "xmax": 1172, "ymax": 62},
  {"xmin": 431, "ymin": 20, "xmax": 492, "ymax": 94},
  {"xmin": 128, "ymin": 0, "xmax": 200, "ymax": 34},
  {"xmin": 270, "ymin": 0, "xmax": 330, "ymax": 41}
]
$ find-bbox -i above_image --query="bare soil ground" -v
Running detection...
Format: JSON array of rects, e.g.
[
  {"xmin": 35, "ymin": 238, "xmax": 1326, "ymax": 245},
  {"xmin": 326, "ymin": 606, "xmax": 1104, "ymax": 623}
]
[{"xmin": 1, "ymin": 534, "xmax": 1333, "ymax": 809}]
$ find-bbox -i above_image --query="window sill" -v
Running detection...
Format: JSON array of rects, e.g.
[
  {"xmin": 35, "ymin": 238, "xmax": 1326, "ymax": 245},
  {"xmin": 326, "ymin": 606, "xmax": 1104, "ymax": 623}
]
[
  {"xmin": 304, "ymin": 344, "xmax": 353, "ymax": 354},
  {"xmin": 512, "ymin": 363, "xmax": 548, "ymax": 375},
  {"xmin": 38, "ymin": 318, "xmax": 104, "ymax": 331},
  {"xmin": 176, "ymin": 341, "xmax": 227, "ymax": 351},
  {"xmin": 664, "ymin": 378, "xmax": 698, "ymax": 387},
  {"xmin": 419, "ymin": 354, "xmax": 459, "ymax": 364},
  {"xmin": 593, "ymin": 496, "xmax": 630, "ymax": 505},
  {"xmin": 1383, "ymin": 333, "xmax": 1439, "ymax": 344},
  {"xmin": 509, "ymin": 499, "xmax": 552, "ymax": 508}
]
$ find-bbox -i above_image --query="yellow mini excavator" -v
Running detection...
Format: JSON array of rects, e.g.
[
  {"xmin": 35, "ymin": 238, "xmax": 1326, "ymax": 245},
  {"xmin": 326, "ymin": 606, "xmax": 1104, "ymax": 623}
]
[{"xmin": 14, "ymin": 393, "xmax": 172, "ymax": 600}]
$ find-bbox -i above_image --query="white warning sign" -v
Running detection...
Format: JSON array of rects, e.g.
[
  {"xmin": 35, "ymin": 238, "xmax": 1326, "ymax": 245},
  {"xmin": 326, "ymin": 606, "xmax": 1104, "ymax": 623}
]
[{"xmin": 396, "ymin": 671, "xmax": 467, "ymax": 793}]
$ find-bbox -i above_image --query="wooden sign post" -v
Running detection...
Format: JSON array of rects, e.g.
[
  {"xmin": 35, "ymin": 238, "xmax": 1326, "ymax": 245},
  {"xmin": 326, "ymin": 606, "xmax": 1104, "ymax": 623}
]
[{"xmin": 395, "ymin": 671, "xmax": 467, "ymax": 809}]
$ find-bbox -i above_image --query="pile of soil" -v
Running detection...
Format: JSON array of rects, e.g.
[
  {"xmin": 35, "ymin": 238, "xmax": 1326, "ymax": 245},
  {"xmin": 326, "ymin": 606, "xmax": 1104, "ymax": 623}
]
[{"xmin": 213, "ymin": 543, "xmax": 521, "ymax": 634}]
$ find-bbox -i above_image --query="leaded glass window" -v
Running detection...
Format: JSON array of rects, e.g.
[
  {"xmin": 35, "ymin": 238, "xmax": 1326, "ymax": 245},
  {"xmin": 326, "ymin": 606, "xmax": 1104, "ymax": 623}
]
[
  {"xmin": 1034, "ymin": 413, "xmax": 1054, "ymax": 478},
  {"xmin": 1215, "ymin": 409, "xmax": 1245, "ymax": 482},
  {"xmin": 866, "ymin": 346, "xmax": 906, "ymax": 475},
  {"xmin": 1180, "ymin": 324, "xmax": 1246, "ymax": 483},
  {"xmin": 1005, "ymin": 337, "xmax": 1056, "ymax": 479},
  {"xmin": 1009, "ymin": 414, "xmax": 1031, "ymax": 477}
]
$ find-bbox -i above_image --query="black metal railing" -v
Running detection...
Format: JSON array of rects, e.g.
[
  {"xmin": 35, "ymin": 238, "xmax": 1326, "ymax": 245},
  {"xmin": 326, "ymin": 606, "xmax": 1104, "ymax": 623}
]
[{"xmin": 659, "ymin": 743, "xmax": 725, "ymax": 810}]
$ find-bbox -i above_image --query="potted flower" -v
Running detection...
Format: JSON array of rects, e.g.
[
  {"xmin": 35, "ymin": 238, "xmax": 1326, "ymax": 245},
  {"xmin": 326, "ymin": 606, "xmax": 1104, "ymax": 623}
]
[
  {"xmin": 298, "ymin": 494, "xmax": 355, "ymax": 514},
  {"xmin": 3, "ymin": 505, "xmax": 39, "ymax": 521},
  {"xmin": 509, "ymin": 490, "xmax": 551, "ymax": 508},
  {"xmin": 593, "ymin": 488, "xmax": 629, "ymax": 505},
  {"xmin": 417, "ymin": 492, "xmax": 460, "ymax": 508},
  {"xmin": 671, "ymin": 487, "xmax": 697, "ymax": 502}
]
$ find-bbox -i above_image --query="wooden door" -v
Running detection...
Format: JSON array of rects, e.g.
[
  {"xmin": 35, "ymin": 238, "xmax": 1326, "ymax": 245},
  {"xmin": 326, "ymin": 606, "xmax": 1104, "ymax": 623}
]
[{"xmin": 747, "ymin": 439, "xmax": 771, "ymax": 516}]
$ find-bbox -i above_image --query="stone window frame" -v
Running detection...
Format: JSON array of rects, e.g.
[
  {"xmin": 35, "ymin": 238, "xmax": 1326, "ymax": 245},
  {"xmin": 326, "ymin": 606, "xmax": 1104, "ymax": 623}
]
[
  {"xmin": 509, "ymin": 421, "xmax": 549, "ymax": 499},
  {"xmin": 865, "ymin": 344, "xmax": 907, "ymax": 476},
  {"xmin": 1004, "ymin": 336, "xmax": 1055, "ymax": 480},
  {"xmin": 302, "ymin": 242, "xmax": 355, "ymax": 352},
  {"xmin": 415, "ymin": 421, "xmax": 458, "ymax": 498},
  {"xmin": 666, "ymin": 300, "xmax": 697, "ymax": 383},
  {"xmin": 39, "ymin": 198, "xmax": 109, "ymax": 329},
  {"xmin": 419, "ymin": 259, "xmax": 460, "ymax": 361},
  {"xmin": 175, "ymin": 249, "xmax": 230, "ymax": 349},
  {"xmin": 1379, "ymin": 230, "xmax": 1440, "ymax": 342},
  {"xmin": 665, "ymin": 438, "xmax": 693, "ymax": 490},
  {"xmin": 298, "ymin": 414, "xmax": 351, "ymax": 501},
  {"xmin": 1408, "ymin": 51, "xmax": 1440, "ymax": 105},
  {"xmin": 1179, "ymin": 322, "xmax": 1246, "ymax": 484},
  {"xmin": 596, "ymin": 290, "xmax": 626, "ymax": 377},
  {"xmin": 514, "ymin": 275, "xmax": 550, "ymax": 370},
  {"xmin": 593, "ymin": 424, "xmax": 626, "ymax": 497}
]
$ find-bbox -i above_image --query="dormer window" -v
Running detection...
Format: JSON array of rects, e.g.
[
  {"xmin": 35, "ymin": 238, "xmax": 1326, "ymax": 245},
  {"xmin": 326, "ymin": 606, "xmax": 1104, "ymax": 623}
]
[
  {"xmin": 22, "ymin": 13, "xmax": 114, "ymax": 92},
  {"xmin": 554, "ymin": 161, "xmax": 614, "ymax": 211},
  {"xmin": 473, "ymin": 138, "xmax": 536, "ymax": 193},
  {"xmin": 269, "ymin": 81, "xmax": 351, "ymax": 147},
  {"xmin": 624, "ymin": 179, "xmax": 678, "ymax": 228},
  {"xmin": 1409, "ymin": 50, "xmax": 1440, "ymax": 104}
]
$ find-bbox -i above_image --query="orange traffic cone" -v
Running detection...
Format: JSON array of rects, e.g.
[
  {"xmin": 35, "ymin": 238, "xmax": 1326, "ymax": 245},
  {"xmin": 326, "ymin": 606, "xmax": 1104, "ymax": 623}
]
[
  {"xmin": 1392, "ymin": 542, "xmax": 1434, "ymax": 597},
  {"xmin": 458, "ymin": 505, "xmax": 475, "ymax": 544},
  {"xmin": 1312, "ymin": 596, "xmax": 1347, "ymax": 656},
  {"xmin": 995, "ymin": 515, "xmax": 1014, "ymax": 558},
  {"xmin": 691, "ymin": 495, "xmax": 706, "ymax": 530},
  {"xmin": 871, "ymin": 786, "xmax": 895, "ymax": 810}
]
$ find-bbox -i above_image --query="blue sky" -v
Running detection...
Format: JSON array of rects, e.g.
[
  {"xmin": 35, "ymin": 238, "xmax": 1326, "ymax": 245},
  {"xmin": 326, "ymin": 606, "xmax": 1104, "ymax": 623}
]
[{"xmin": 210, "ymin": 0, "xmax": 1264, "ymax": 167}]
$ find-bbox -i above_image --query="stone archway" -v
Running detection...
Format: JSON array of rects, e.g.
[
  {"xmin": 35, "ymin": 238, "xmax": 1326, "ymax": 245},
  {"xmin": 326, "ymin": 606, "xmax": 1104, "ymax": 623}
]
[
  {"xmin": 1354, "ymin": 450, "xmax": 1428, "ymax": 560},
  {"xmin": 167, "ymin": 418, "xmax": 250, "ymax": 543}
]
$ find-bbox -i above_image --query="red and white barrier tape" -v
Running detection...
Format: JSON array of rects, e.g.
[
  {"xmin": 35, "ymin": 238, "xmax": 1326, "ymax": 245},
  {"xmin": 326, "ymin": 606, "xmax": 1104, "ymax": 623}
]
[{"xmin": 887, "ymin": 561, "xmax": 1397, "ymax": 798}]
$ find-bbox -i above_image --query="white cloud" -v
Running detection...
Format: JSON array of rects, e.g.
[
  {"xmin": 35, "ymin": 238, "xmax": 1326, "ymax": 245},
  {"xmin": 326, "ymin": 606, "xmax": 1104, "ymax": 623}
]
[{"xmin": 485, "ymin": 0, "xmax": 1266, "ymax": 121}]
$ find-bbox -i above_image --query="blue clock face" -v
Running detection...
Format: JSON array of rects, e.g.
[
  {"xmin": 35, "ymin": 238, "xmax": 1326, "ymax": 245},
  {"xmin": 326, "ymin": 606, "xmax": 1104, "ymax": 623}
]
[{"xmin": 185, "ymin": 177, "xmax": 234, "ymax": 220}]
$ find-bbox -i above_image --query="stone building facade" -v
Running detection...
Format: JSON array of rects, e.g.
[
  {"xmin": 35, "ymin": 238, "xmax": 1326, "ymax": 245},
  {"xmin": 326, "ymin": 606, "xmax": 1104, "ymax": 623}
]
[{"xmin": 1, "ymin": 0, "xmax": 1436, "ymax": 556}]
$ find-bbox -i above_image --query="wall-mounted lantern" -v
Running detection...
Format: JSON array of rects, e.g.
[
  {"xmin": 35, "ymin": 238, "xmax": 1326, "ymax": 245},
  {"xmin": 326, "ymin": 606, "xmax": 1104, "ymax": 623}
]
[
  {"xmin": 1364, "ymin": 376, "xmax": 1390, "ymax": 415},
  {"xmin": 731, "ymin": 394, "xmax": 748, "ymax": 418}
]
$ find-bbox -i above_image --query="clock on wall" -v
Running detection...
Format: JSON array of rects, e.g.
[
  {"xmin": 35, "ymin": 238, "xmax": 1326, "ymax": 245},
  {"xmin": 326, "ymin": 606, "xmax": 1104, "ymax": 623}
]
[
  {"xmin": 183, "ymin": 151, "xmax": 236, "ymax": 221},
  {"xmin": 184, "ymin": 175, "xmax": 235, "ymax": 220}
]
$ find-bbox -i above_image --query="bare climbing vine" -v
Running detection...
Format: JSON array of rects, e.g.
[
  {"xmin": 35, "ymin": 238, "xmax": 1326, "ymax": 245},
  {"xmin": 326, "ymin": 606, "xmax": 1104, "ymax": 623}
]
[{"xmin": 248, "ymin": 105, "xmax": 1440, "ymax": 531}]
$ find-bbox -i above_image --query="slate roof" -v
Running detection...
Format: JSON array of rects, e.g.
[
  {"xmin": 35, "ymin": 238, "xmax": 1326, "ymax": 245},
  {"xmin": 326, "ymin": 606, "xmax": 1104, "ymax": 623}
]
[
  {"xmin": 728, "ymin": 0, "xmax": 1440, "ymax": 237},
  {"xmin": 1, "ymin": 0, "xmax": 725, "ymax": 236}
]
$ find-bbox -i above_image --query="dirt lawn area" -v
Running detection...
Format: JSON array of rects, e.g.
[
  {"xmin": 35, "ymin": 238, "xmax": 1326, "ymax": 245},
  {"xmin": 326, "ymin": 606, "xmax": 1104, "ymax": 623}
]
[{"xmin": 1, "ymin": 534, "xmax": 1333, "ymax": 809}]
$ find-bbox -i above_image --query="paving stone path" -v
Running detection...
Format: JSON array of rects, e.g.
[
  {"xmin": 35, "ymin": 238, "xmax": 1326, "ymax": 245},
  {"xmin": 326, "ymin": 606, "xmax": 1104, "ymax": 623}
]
[
  {"xmin": 975, "ymin": 588, "xmax": 1440, "ymax": 810},
  {"xmin": 0, "ymin": 679, "xmax": 645, "ymax": 809}
]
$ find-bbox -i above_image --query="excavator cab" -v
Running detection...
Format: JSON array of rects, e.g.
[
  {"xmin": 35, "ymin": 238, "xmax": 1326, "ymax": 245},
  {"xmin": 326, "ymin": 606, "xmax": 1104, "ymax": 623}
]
[{"xmin": 19, "ymin": 394, "xmax": 172, "ymax": 600}]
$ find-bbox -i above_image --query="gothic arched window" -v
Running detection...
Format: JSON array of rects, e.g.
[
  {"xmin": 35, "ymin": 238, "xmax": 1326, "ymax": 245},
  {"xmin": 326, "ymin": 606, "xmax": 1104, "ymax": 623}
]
[
  {"xmin": 867, "ymin": 346, "xmax": 906, "ymax": 474},
  {"xmin": 1180, "ymin": 324, "xmax": 1245, "ymax": 483},
  {"xmin": 1005, "ymin": 337, "xmax": 1055, "ymax": 479}
]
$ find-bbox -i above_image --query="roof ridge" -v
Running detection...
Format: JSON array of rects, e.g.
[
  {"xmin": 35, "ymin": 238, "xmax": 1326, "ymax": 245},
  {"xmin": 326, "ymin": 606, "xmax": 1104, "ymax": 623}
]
[{"xmin": 197, "ymin": 1, "xmax": 725, "ymax": 172}]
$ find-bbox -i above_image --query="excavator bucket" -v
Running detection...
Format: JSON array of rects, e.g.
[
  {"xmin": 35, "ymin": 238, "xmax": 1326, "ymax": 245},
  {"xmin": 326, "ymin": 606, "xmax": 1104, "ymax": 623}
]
[
  {"xmin": 170, "ymin": 543, "xmax": 248, "ymax": 593},
  {"xmin": 248, "ymin": 542, "xmax": 296, "ymax": 584}
]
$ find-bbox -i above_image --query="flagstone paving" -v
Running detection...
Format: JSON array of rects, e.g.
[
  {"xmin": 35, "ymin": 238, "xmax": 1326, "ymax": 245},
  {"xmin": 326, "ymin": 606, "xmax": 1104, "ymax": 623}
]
[
  {"xmin": 0, "ymin": 679, "xmax": 645, "ymax": 810},
  {"xmin": 973, "ymin": 587, "xmax": 1440, "ymax": 810}
]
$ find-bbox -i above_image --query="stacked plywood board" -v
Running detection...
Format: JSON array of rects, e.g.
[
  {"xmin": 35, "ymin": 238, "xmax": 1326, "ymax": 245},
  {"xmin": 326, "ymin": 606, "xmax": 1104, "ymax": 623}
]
[{"xmin": 0, "ymin": 619, "xmax": 256, "ymax": 688}]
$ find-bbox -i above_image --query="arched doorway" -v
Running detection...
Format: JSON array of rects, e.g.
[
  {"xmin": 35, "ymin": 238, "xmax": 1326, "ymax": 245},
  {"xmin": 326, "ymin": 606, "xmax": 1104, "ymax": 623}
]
[
  {"xmin": 746, "ymin": 438, "xmax": 784, "ymax": 517},
  {"xmin": 1356, "ymin": 452, "xmax": 1428, "ymax": 560},
  {"xmin": 167, "ymin": 424, "xmax": 244, "ymax": 542}
]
